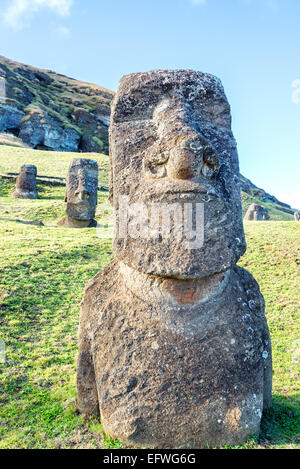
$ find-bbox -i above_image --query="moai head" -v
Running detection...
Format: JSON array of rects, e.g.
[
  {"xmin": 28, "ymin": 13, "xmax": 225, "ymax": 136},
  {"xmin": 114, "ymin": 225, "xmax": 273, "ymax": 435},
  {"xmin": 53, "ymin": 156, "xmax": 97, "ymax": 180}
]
[
  {"xmin": 294, "ymin": 212, "xmax": 300, "ymax": 221},
  {"xmin": 244, "ymin": 204, "xmax": 269, "ymax": 221},
  {"xmin": 12, "ymin": 164, "xmax": 38, "ymax": 199},
  {"xmin": 65, "ymin": 159, "xmax": 98, "ymax": 221},
  {"xmin": 110, "ymin": 70, "xmax": 246, "ymax": 279}
]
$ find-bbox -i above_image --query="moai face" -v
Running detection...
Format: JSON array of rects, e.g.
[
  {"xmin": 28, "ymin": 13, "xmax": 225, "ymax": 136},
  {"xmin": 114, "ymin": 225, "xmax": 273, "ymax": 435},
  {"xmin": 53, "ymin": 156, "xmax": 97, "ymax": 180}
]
[
  {"xmin": 65, "ymin": 159, "xmax": 98, "ymax": 221},
  {"xmin": 110, "ymin": 70, "xmax": 246, "ymax": 279},
  {"xmin": 12, "ymin": 164, "xmax": 38, "ymax": 199}
]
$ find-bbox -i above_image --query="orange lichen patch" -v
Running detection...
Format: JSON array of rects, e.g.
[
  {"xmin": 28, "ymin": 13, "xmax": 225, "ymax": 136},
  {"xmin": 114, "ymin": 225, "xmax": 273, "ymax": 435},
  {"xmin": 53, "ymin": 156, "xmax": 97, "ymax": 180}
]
[{"xmin": 162, "ymin": 279, "xmax": 208, "ymax": 305}]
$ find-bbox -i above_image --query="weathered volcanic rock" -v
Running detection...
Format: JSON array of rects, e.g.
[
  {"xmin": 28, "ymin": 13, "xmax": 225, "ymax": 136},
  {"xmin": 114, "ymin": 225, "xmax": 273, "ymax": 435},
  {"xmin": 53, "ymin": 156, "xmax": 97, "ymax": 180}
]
[
  {"xmin": 58, "ymin": 158, "xmax": 98, "ymax": 228},
  {"xmin": 19, "ymin": 109, "xmax": 80, "ymax": 152},
  {"xmin": 77, "ymin": 70, "xmax": 272, "ymax": 449},
  {"xmin": 244, "ymin": 204, "xmax": 270, "ymax": 221},
  {"xmin": 11, "ymin": 164, "xmax": 38, "ymax": 199}
]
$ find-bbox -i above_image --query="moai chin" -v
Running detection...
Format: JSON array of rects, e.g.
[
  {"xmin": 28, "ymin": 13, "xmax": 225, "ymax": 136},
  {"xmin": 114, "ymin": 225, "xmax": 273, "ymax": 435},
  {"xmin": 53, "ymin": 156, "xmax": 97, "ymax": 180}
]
[
  {"xmin": 58, "ymin": 158, "xmax": 98, "ymax": 228},
  {"xmin": 244, "ymin": 204, "xmax": 270, "ymax": 221},
  {"xmin": 77, "ymin": 70, "xmax": 272, "ymax": 448},
  {"xmin": 11, "ymin": 164, "xmax": 38, "ymax": 199}
]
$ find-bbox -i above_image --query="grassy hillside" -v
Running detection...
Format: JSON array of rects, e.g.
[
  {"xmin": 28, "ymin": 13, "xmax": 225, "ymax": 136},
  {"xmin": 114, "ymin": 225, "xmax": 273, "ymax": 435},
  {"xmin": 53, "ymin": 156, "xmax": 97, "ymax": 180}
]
[
  {"xmin": 0, "ymin": 147, "xmax": 299, "ymax": 449},
  {"xmin": 0, "ymin": 55, "xmax": 114, "ymax": 153}
]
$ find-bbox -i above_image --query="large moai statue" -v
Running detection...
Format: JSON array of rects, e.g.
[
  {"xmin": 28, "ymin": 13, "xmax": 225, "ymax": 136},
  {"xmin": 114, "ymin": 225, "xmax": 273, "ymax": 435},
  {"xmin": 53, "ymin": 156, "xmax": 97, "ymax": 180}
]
[
  {"xmin": 11, "ymin": 164, "xmax": 38, "ymax": 199},
  {"xmin": 294, "ymin": 212, "xmax": 300, "ymax": 221},
  {"xmin": 58, "ymin": 158, "xmax": 98, "ymax": 228},
  {"xmin": 77, "ymin": 70, "xmax": 272, "ymax": 448},
  {"xmin": 244, "ymin": 204, "xmax": 270, "ymax": 221}
]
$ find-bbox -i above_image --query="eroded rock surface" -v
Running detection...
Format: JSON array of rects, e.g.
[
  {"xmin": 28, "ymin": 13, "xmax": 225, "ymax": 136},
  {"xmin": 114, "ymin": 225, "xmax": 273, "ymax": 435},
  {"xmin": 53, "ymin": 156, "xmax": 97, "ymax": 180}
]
[{"xmin": 77, "ymin": 70, "xmax": 272, "ymax": 448}]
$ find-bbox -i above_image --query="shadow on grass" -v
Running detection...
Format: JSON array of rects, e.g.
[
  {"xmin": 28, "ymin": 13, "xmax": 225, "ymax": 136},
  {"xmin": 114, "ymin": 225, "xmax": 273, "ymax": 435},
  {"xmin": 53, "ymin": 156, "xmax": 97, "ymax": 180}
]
[{"xmin": 259, "ymin": 393, "xmax": 300, "ymax": 446}]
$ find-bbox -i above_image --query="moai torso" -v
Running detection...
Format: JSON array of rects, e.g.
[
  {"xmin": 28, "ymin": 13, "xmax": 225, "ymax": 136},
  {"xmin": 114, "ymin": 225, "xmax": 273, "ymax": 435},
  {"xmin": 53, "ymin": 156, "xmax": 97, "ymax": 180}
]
[
  {"xmin": 244, "ymin": 204, "xmax": 269, "ymax": 221},
  {"xmin": 11, "ymin": 164, "xmax": 38, "ymax": 199},
  {"xmin": 58, "ymin": 158, "xmax": 98, "ymax": 228},
  {"xmin": 77, "ymin": 70, "xmax": 272, "ymax": 448}
]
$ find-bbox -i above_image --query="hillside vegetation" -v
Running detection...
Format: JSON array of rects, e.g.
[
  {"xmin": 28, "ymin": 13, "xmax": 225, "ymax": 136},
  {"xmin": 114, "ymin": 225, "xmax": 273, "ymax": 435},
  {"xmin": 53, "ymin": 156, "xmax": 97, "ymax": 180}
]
[
  {"xmin": 0, "ymin": 55, "xmax": 114, "ymax": 154},
  {"xmin": 0, "ymin": 147, "xmax": 299, "ymax": 449}
]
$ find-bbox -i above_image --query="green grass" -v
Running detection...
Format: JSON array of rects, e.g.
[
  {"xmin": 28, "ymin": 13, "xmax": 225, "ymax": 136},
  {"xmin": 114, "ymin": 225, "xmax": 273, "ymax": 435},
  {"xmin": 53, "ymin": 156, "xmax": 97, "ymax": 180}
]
[
  {"xmin": 0, "ymin": 149, "xmax": 299, "ymax": 449},
  {"xmin": 0, "ymin": 146, "xmax": 109, "ymax": 186}
]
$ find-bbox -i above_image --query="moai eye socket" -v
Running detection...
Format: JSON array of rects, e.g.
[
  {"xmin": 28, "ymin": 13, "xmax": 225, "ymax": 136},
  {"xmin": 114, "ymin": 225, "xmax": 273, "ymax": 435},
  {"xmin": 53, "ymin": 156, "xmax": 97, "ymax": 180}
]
[
  {"xmin": 143, "ymin": 145, "xmax": 169, "ymax": 179},
  {"xmin": 201, "ymin": 147, "xmax": 220, "ymax": 178}
]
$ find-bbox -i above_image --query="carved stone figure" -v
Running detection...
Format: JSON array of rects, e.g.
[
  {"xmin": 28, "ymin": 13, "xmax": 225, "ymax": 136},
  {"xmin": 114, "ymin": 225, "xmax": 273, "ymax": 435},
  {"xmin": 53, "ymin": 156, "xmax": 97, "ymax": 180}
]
[
  {"xmin": 294, "ymin": 212, "xmax": 300, "ymax": 221},
  {"xmin": 11, "ymin": 164, "xmax": 38, "ymax": 199},
  {"xmin": 77, "ymin": 70, "xmax": 272, "ymax": 449},
  {"xmin": 244, "ymin": 204, "xmax": 270, "ymax": 221},
  {"xmin": 58, "ymin": 158, "xmax": 98, "ymax": 228}
]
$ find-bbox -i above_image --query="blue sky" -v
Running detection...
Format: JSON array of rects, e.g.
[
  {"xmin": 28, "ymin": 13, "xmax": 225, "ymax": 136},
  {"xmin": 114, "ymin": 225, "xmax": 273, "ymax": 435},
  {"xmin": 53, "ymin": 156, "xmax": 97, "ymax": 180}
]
[{"xmin": 1, "ymin": 0, "xmax": 300, "ymax": 208}]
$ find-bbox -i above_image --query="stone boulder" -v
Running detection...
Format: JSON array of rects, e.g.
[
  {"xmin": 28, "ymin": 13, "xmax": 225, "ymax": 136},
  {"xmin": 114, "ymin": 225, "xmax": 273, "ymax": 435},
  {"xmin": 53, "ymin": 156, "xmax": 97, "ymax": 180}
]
[{"xmin": 294, "ymin": 212, "xmax": 300, "ymax": 221}]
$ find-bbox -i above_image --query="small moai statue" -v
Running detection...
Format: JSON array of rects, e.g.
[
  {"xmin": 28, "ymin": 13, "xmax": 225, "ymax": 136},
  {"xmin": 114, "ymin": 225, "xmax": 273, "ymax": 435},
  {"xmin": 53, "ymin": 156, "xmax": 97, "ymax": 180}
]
[
  {"xmin": 77, "ymin": 70, "xmax": 272, "ymax": 448},
  {"xmin": 11, "ymin": 164, "xmax": 38, "ymax": 199},
  {"xmin": 58, "ymin": 158, "xmax": 98, "ymax": 228},
  {"xmin": 294, "ymin": 212, "xmax": 300, "ymax": 221},
  {"xmin": 244, "ymin": 204, "xmax": 270, "ymax": 221}
]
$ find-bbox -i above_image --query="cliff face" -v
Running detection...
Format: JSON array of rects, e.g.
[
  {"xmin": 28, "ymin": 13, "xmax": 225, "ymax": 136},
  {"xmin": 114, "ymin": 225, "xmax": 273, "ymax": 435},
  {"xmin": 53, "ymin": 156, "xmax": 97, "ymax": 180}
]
[{"xmin": 0, "ymin": 55, "xmax": 114, "ymax": 154}]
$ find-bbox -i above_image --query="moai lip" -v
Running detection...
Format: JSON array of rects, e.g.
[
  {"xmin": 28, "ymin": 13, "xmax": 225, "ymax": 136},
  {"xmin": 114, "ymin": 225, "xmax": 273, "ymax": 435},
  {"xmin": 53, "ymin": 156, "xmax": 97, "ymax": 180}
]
[
  {"xmin": 11, "ymin": 164, "xmax": 38, "ymax": 199},
  {"xmin": 58, "ymin": 158, "xmax": 98, "ymax": 228},
  {"xmin": 77, "ymin": 70, "xmax": 272, "ymax": 449}
]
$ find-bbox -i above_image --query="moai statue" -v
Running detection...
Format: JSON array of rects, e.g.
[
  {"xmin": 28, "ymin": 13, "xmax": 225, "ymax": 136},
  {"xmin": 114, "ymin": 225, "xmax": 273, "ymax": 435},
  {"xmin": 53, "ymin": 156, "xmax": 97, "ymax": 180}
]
[
  {"xmin": 294, "ymin": 212, "xmax": 300, "ymax": 221},
  {"xmin": 77, "ymin": 70, "xmax": 272, "ymax": 448},
  {"xmin": 244, "ymin": 204, "xmax": 270, "ymax": 221},
  {"xmin": 11, "ymin": 164, "xmax": 38, "ymax": 199},
  {"xmin": 58, "ymin": 158, "xmax": 98, "ymax": 228}
]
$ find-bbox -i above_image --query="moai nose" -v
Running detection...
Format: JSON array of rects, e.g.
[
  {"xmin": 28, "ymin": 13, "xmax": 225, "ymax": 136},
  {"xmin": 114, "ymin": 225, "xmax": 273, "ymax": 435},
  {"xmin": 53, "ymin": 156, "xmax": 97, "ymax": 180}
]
[
  {"xmin": 75, "ymin": 187, "xmax": 91, "ymax": 200},
  {"xmin": 166, "ymin": 138, "xmax": 220, "ymax": 180}
]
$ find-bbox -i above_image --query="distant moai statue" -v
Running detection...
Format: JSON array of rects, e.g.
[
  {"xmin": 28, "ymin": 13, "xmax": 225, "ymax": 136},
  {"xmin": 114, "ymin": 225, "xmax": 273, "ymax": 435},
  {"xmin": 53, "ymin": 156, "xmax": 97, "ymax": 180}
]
[
  {"xmin": 11, "ymin": 164, "xmax": 38, "ymax": 199},
  {"xmin": 244, "ymin": 204, "xmax": 270, "ymax": 221},
  {"xmin": 77, "ymin": 70, "xmax": 272, "ymax": 449},
  {"xmin": 294, "ymin": 212, "xmax": 300, "ymax": 221},
  {"xmin": 0, "ymin": 77, "xmax": 6, "ymax": 103},
  {"xmin": 58, "ymin": 158, "xmax": 98, "ymax": 228}
]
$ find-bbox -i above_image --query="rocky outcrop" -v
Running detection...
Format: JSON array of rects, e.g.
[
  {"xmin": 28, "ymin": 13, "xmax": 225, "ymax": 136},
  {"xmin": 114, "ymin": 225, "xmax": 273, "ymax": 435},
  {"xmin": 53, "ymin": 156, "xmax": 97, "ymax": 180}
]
[
  {"xmin": 19, "ymin": 107, "xmax": 80, "ymax": 152},
  {"xmin": 0, "ymin": 55, "xmax": 114, "ymax": 153}
]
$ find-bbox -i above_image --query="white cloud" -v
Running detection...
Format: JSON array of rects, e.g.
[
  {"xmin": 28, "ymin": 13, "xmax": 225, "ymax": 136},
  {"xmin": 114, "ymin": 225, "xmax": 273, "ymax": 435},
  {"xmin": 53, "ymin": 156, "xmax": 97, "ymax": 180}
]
[
  {"xmin": 57, "ymin": 25, "xmax": 71, "ymax": 37},
  {"xmin": 3, "ymin": 0, "xmax": 73, "ymax": 30}
]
